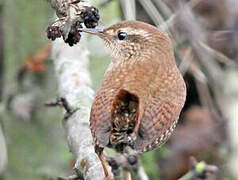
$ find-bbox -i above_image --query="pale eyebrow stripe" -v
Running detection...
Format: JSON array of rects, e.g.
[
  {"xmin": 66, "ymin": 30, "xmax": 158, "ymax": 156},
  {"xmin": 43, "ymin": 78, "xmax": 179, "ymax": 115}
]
[{"xmin": 119, "ymin": 28, "xmax": 148, "ymax": 36}]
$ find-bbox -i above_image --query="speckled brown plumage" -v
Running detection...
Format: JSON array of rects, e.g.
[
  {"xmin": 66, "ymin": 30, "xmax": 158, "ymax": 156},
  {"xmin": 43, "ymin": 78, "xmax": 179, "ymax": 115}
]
[{"xmin": 81, "ymin": 20, "xmax": 186, "ymax": 177}]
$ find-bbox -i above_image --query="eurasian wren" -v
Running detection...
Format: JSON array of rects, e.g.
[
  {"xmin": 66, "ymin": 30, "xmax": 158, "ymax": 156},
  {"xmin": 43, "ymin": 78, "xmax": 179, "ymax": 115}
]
[{"xmin": 80, "ymin": 21, "xmax": 186, "ymax": 177}]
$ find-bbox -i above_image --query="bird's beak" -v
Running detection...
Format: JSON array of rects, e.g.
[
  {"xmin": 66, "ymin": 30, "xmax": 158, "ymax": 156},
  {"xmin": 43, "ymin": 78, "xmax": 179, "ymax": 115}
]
[{"xmin": 79, "ymin": 28, "xmax": 104, "ymax": 36}]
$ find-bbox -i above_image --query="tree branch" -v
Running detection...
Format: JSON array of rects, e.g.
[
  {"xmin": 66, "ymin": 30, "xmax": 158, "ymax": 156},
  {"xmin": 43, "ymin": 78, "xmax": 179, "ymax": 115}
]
[
  {"xmin": 46, "ymin": 2, "xmax": 111, "ymax": 178},
  {"xmin": 51, "ymin": 37, "xmax": 113, "ymax": 179},
  {"xmin": 179, "ymin": 157, "xmax": 219, "ymax": 180}
]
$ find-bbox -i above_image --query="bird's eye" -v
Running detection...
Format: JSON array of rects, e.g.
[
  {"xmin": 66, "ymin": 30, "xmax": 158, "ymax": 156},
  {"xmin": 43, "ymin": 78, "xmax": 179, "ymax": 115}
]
[{"xmin": 118, "ymin": 32, "xmax": 127, "ymax": 40}]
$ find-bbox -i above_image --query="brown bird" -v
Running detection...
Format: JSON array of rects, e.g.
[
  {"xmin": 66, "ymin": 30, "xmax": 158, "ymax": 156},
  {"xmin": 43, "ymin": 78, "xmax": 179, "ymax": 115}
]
[{"xmin": 80, "ymin": 21, "xmax": 186, "ymax": 177}]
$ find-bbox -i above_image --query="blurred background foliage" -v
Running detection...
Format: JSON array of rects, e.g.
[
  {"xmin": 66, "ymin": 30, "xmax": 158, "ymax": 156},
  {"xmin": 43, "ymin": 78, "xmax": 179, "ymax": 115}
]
[
  {"xmin": 3, "ymin": 1, "xmax": 70, "ymax": 179},
  {"xmin": 1, "ymin": 0, "xmax": 238, "ymax": 179}
]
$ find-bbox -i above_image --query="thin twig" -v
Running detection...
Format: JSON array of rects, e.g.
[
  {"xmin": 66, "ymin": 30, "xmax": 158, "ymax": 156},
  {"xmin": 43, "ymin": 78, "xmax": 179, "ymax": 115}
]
[
  {"xmin": 160, "ymin": 0, "xmax": 204, "ymax": 31},
  {"xmin": 199, "ymin": 41, "xmax": 235, "ymax": 66},
  {"xmin": 179, "ymin": 47, "xmax": 193, "ymax": 75},
  {"xmin": 179, "ymin": 157, "xmax": 219, "ymax": 180},
  {"xmin": 137, "ymin": 0, "xmax": 164, "ymax": 26},
  {"xmin": 120, "ymin": 0, "xmax": 136, "ymax": 20},
  {"xmin": 152, "ymin": 0, "xmax": 172, "ymax": 18},
  {"xmin": 188, "ymin": 61, "xmax": 207, "ymax": 83}
]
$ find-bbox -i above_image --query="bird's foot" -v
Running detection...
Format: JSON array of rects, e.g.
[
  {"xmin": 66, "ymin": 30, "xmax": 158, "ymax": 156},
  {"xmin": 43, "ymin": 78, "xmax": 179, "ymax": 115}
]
[{"xmin": 95, "ymin": 145, "xmax": 110, "ymax": 178}]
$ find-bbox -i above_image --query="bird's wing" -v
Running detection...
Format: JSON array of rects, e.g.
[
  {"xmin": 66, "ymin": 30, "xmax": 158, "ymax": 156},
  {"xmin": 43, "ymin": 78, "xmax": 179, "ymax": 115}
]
[
  {"xmin": 134, "ymin": 99, "xmax": 181, "ymax": 153},
  {"xmin": 90, "ymin": 88, "xmax": 115, "ymax": 147},
  {"xmin": 90, "ymin": 64, "xmax": 120, "ymax": 148},
  {"xmin": 133, "ymin": 69, "xmax": 186, "ymax": 153}
]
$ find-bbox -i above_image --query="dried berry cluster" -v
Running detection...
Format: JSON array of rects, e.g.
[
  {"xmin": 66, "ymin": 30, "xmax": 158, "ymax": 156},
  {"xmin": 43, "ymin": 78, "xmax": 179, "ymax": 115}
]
[
  {"xmin": 46, "ymin": 5, "xmax": 100, "ymax": 46},
  {"xmin": 46, "ymin": 26, "xmax": 62, "ymax": 41},
  {"xmin": 80, "ymin": 7, "xmax": 100, "ymax": 28},
  {"xmin": 64, "ymin": 21, "xmax": 83, "ymax": 46}
]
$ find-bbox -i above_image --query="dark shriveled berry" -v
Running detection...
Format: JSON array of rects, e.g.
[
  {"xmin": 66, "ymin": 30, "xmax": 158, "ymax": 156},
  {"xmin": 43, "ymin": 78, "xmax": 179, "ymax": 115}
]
[
  {"xmin": 46, "ymin": 26, "xmax": 62, "ymax": 41},
  {"xmin": 81, "ymin": 6, "xmax": 100, "ymax": 28},
  {"xmin": 64, "ymin": 32, "xmax": 81, "ymax": 46},
  {"xmin": 63, "ymin": 21, "xmax": 82, "ymax": 46}
]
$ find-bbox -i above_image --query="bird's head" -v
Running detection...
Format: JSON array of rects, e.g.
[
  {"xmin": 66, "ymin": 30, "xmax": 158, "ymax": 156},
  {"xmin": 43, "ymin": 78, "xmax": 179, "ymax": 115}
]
[{"xmin": 80, "ymin": 21, "xmax": 173, "ymax": 62}]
